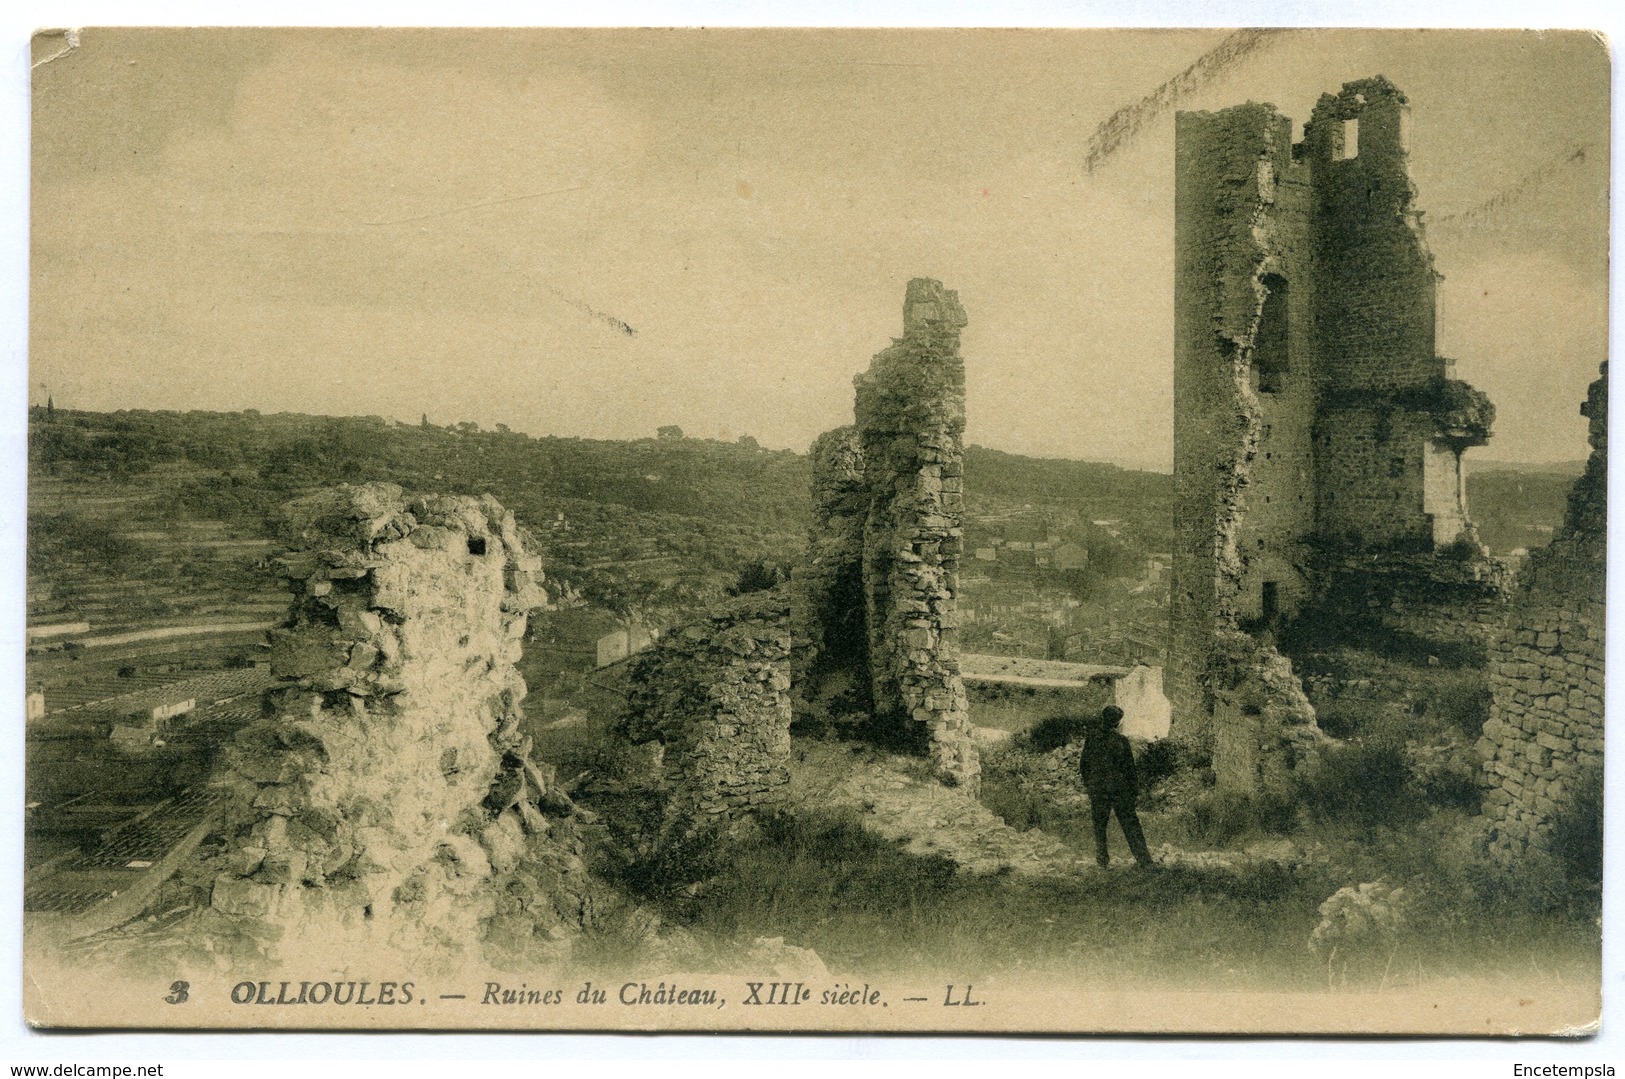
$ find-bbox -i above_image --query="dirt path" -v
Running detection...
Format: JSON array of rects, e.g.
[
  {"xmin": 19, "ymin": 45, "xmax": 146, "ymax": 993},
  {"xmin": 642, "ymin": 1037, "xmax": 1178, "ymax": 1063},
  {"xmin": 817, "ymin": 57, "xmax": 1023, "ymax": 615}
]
[
  {"xmin": 789, "ymin": 741, "xmax": 1097, "ymax": 877},
  {"xmin": 788, "ymin": 739, "xmax": 1299, "ymax": 879}
]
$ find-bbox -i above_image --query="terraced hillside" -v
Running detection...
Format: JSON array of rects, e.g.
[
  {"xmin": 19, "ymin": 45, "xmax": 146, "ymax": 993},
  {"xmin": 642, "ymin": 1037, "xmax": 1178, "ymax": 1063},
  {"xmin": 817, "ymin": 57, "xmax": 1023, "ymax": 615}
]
[{"xmin": 28, "ymin": 462, "xmax": 288, "ymax": 706}]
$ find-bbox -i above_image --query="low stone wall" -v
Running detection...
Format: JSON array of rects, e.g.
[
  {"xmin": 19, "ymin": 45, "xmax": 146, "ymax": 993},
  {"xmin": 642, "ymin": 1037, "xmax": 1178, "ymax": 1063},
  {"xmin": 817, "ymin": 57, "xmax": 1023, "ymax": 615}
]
[
  {"xmin": 1479, "ymin": 364, "xmax": 1607, "ymax": 863},
  {"xmin": 623, "ymin": 589, "xmax": 794, "ymax": 830},
  {"xmin": 203, "ymin": 483, "xmax": 594, "ymax": 966},
  {"xmin": 960, "ymin": 656, "xmax": 1174, "ymax": 743},
  {"xmin": 1479, "ymin": 604, "xmax": 1604, "ymax": 861}
]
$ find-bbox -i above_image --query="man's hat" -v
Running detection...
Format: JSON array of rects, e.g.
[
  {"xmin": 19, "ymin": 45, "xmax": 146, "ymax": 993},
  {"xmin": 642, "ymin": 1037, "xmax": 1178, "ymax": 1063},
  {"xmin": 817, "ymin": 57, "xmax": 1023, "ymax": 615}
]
[{"xmin": 1101, "ymin": 705, "xmax": 1125, "ymax": 725}]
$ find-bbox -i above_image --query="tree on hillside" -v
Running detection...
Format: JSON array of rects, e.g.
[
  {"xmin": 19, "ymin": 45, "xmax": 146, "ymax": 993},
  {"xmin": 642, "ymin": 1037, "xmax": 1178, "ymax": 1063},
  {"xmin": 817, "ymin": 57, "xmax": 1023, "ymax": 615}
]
[
  {"xmin": 568, "ymin": 566, "xmax": 709, "ymax": 637},
  {"xmin": 727, "ymin": 560, "xmax": 790, "ymax": 595}
]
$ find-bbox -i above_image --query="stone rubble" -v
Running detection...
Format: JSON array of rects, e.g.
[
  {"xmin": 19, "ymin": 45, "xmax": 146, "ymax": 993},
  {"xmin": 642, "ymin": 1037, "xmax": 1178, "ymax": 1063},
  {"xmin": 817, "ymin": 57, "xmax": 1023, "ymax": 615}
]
[{"xmin": 789, "ymin": 740, "xmax": 1091, "ymax": 877}]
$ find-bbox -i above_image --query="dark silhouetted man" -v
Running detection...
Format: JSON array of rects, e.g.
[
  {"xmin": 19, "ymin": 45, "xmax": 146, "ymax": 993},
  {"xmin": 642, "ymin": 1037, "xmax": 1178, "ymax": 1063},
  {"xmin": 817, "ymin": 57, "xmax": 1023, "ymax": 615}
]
[{"xmin": 1079, "ymin": 705, "xmax": 1153, "ymax": 869}]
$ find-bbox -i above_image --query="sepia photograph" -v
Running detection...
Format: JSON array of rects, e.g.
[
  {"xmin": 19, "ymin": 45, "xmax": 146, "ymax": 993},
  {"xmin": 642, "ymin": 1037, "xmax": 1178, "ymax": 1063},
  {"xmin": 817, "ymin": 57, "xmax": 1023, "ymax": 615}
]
[{"xmin": 19, "ymin": 25, "xmax": 1609, "ymax": 1033}]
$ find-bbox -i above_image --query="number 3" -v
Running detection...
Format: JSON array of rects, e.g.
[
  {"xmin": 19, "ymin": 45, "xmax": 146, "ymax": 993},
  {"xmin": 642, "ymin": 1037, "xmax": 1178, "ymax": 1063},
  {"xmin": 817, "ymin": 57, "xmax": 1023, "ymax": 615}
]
[{"xmin": 165, "ymin": 981, "xmax": 190, "ymax": 1004}]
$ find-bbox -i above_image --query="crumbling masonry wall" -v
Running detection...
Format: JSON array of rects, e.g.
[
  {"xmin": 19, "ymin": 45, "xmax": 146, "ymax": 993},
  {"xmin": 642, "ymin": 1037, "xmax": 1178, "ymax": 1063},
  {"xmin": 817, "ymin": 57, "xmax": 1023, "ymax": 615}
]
[
  {"xmin": 794, "ymin": 279, "xmax": 979, "ymax": 791},
  {"xmin": 204, "ymin": 483, "xmax": 595, "ymax": 966},
  {"xmin": 1479, "ymin": 365, "xmax": 1606, "ymax": 862},
  {"xmin": 623, "ymin": 589, "xmax": 793, "ymax": 830},
  {"xmin": 1170, "ymin": 78, "xmax": 1496, "ymax": 789},
  {"xmin": 856, "ymin": 279, "xmax": 977, "ymax": 787},
  {"xmin": 1208, "ymin": 629, "xmax": 1329, "ymax": 791}
]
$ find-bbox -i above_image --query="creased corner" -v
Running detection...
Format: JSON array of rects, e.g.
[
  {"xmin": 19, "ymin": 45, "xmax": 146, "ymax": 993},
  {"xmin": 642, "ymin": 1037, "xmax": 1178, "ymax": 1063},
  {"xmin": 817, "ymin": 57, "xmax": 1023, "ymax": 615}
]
[{"xmin": 32, "ymin": 28, "xmax": 81, "ymax": 70}]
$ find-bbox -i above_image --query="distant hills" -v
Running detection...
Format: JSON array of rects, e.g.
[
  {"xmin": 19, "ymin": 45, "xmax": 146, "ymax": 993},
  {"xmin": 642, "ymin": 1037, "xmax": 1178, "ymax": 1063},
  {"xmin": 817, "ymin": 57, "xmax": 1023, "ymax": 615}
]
[
  {"xmin": 965, "ymin": 445, "xmax": 1173, "ymax": 508},
  {"xmin": 26, "ymin": 408, "xmax": 1572, "ymax": 635},
  {"xmin": 28, "ymin": 409, "xmax": 812, "ymax": 619},
  {"xmin": 1466, "ymin": 462, "xmax": 1586, "ymax": 556}
]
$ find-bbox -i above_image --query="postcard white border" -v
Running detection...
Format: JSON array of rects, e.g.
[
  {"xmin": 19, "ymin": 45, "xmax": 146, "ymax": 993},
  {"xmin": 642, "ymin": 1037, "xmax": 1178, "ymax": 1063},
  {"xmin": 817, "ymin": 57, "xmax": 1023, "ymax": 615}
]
[{"xmin": 0, "ymin": 0, "xmax": 1620, "ymax": 1070}]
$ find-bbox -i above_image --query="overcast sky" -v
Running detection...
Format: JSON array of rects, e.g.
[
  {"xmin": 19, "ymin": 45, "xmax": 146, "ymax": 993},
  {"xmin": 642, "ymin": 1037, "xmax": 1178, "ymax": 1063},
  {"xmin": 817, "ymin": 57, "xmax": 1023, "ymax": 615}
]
[{"xmin": 29, "ymin": 28, "xmax": 1608, "ymax": 471}]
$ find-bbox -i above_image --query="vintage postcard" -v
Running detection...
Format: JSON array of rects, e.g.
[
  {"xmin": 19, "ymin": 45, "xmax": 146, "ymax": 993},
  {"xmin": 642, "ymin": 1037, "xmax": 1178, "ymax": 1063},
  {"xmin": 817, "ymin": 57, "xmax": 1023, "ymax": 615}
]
[{"xmin": 22, "ymin": 27, "xmax": 1607, "ymax": 1032}]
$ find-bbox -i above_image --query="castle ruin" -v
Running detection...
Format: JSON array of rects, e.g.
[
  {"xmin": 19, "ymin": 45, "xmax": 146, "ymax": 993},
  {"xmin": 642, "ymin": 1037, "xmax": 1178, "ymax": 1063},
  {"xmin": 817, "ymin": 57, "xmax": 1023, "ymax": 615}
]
[
  {"xmin": 793, "ymin": 278, "xmax": 979, "ymax": 791},
  {"xmin": 1170, "ymin": 78, "xmax": 1500, "ymax": 789}
]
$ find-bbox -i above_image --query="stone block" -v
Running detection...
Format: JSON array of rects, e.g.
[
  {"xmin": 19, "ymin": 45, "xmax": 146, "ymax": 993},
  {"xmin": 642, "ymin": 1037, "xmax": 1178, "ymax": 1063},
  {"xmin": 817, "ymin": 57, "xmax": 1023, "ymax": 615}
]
[
  {"xmin": 229, "ymin": 846, "xmax": 268, "ymax": 877},
  {"xmin": 261, "ymin": 849, "xmax": 309, "ymax": 885},
  {"xmin": 212, "ymin": 875, "xmax": 281, "ymax": 918}
]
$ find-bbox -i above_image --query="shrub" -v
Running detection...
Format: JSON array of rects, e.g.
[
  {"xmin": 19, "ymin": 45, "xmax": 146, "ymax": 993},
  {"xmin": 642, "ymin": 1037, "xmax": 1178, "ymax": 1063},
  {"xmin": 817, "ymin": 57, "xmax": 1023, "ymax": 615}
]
[
  {"xmin": 727, "ymin": 560, "xmax": 790, "ymax": 596},
  {"xmin": 980, "ymin": 782, "xmax": 1053, "ymax": 832},
  {"xmin": 1022, "ymin": 713, "xmax": 1091, "ymax": 753},
  {"xmin": 1182, "ymin": 787, "xmax": 1296, "ymax": 847},
  {"xmin": 1388, "ymin": 809, "xmax": 1599, "ymax": 921},
  {"xmin": 1135, "ymin": 738, "xmax": 1182, "ymax": 795},
  {"xmin": 593, "ymin": 798, "xmax": 727, "ymax": 911},
  {"xmin": 1226, "ymin": 858, "xmax": 1304, "ymax": 905},
  {"xmin": 1311, "ymin": 697, "xmax": 1386, "ymax": 740},
  {"xmin": 1550, "ymin": 763, "xmax": 1603, "ymax": 888},
  {"xmin": 27, "ymin": 512, "xmax": 151, "ymax": 576},
  {"xmin": 1298, "ymin": 738, "xmax": 1422, "ymax": 829},
  {"xmin": 690, "ymin": 809, "xmax": 962, "ymax": 944},
  {"xmin": 1413, "ymin": 668, "xmax": 1491, "ymax": 738},
  {"xmin": 1403, "ymin": 730, "xmax": 1481, "ymax": 811}
]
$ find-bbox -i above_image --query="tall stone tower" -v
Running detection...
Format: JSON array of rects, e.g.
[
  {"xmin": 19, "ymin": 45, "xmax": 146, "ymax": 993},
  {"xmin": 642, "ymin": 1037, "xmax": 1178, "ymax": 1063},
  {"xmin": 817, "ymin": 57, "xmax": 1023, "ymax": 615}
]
[{"xmin": 1170, "ymin": 78, "xmax": 1495, "ymax": 784}]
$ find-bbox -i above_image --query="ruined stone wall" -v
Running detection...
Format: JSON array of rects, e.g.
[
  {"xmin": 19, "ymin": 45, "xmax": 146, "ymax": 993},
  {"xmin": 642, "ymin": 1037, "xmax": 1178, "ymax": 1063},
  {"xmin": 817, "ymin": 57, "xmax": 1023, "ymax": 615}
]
[
  {"xmin": 205, "ymin": 483, "xmax": 595, "ymax": 966},
  {"xmin": 1286, "ymin": 553, "xmax": 1507, "ymax": 769},
  {"xmin": 1480, "ymin": 365, "xmax": 1607, "ymax": 862},
  {"xmin": 1209, "ymin": 630, "xmax": 1328, "ymax": 791},
  {"xmin": 852, "ymin": 279, "xmax": 978, "ymax": 790},
  {"xmin": 1234, "ymin": 161, "xmax": 1319, "ymax": 634},
  {"xmin": 793, "ymin": 279, "xmax": 979, "ymax": 791},
  {"xmin": 1315, "ymin": 409, "xmax": 1444, "ymax": 548},
  {"xmin": 1307, "ymin": 553, "xmax": 1510, "ymax": 661},
  {"xmin": 1169, "ymin": 103, "xmax": 1280, "ymax": 743},
  {"xmin": 624, "ymin": 589, "xmax": 793, "ymax": 829},
  {"xmin": 1303, "ymin": 79, "xmax": 1489, "ymax": 551},
  {"xmin": 789, "ymin": 427, "xmax": 871, "ymax": 728}
]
